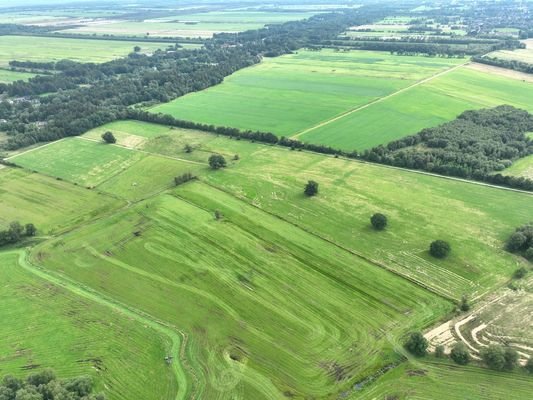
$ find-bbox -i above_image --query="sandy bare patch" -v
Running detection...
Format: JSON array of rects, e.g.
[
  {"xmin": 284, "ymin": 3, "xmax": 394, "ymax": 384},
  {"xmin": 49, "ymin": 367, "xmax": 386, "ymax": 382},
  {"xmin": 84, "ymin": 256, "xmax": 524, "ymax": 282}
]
[
  {"xmin": 120, "ymin": 135, "xmax": 146, "ymax": 149},
  {"xmin": 467, "ymin": 62, "xmax": 533, "ymax": 83}
]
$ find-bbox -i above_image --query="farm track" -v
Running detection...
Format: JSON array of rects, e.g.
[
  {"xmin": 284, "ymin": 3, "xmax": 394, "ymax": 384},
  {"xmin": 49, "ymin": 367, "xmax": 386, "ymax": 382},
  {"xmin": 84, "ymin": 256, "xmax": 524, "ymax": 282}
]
[
  {"xmin": 290, "ymin": 61, "xmax": 470, "ymax": 139},
  {"xmin": 8, "ymin": 249, "xmax": 198, "ymax": 400}
]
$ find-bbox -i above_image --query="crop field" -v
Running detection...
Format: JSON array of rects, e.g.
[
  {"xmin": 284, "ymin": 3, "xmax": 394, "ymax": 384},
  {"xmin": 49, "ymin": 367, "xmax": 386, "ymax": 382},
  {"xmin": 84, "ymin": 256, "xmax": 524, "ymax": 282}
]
[
  {"xmin": 0, "ymin": 167, "xmax": 120, "ymax": 234},
  {"xmin": 354, "ymin": 359, "xmax": 533, "ymax": 399},
  {"xmin": 0, "ymin": 36, "xmax": 172, "ymax": 67},
  {"xmin": 151, "ymin": 49, "xmax": 463, "ymax": 137},
  {"xmin": 490, "ymin": 39, "xmax": 533, "ymax": 64},
  {"xmin": 9, "ymin": 136, "xmax": 206, "ymax": 201},
  {"xmin": 34, "ymin": 183, "xmax": 451, "ymax": 398},
  {"xmin": 0, "ymin": 251, "xmax": 176, "ymax": 400},
  {"xmin": 297, "ymin": 65, "xmax": 533, "ymax": 150},
  {"xmin": 58, "ymin": 10, "xmax": 319, "ymax": 38}
]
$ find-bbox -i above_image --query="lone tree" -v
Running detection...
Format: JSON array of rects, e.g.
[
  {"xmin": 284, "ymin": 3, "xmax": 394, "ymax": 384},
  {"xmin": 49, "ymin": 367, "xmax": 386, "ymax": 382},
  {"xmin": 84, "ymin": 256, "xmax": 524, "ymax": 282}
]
[
  {"xmin": 430, "ymin": 240, "xmax": 451, "ymax": 258},
  {"xmin": 450, "ymin": 342, "xmax": 470, "ymax": 365},
  {"xmin": 101, "ymin": 131, "xmax": 116, "ymax": 144},
  {"xmin": 370, "ymin": 213, "xmax": 387, "ymax": 230},
  {"xmin": 184, "ymin": 144, "xmax": 193, "ymax": 153},
  {"xmin": 133, "ymin": 45, "xmax": 141, "ymax": 52},
  {"xmin": 208, "ymin": 154, "xmax": 226, "ymax": 170},
  {"xmin": 459, "ymin": 294, "xmax": 470, "ymax": 312},
  {"xmin": 404, "ymin": 331, "xmax": 428, "ymax": 357},
  {"xmin": 304, "ymin": 180, "xmax": 319, "ymax": 197}
]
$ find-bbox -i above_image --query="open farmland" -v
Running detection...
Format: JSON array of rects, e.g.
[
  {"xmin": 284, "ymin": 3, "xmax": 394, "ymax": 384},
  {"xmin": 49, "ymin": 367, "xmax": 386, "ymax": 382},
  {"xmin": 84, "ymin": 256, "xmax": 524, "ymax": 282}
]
[
  {"xmin": 353, "ymin": 359, "xmax": 533, "ymax": 399},
  {"xmin": 0, "ymin": 251, "xmax": 177, "ymax": 400},
  {"xmin": 297, "ymin": 64, "xmax": 533, "ymax": 150},
  {"xmin": 0, "ymin": 36, "xmax": 172, "ymax": 67},
  {"xmin": 57, "ymin": 10, "xmax": 320, "ymax": 38},
  {"xmin": 34, "ymin": 184, "xmax": 451, "ymax": 399},
  {"xmin": 151, "ymin": 49, "xmax": 463, "ymax": 137},
  {"xmin": 0, "ymin": 167, "xmax": 120, "ymax": 233}
]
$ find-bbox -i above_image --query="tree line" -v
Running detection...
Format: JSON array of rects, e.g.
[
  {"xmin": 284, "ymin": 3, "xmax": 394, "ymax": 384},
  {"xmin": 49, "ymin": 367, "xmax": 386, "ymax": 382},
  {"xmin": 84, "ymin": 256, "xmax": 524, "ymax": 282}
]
[
  {"xmin": 0, "ymin": 221, "xmax": 36, "ymax": 247},
  {"xmin": 360, "ymin": 106, "xmax": 533, "ymax": 191},
  {"xmin": 472, "ymin": 55, "xmax": 533, "ymax": 74},
  {"xmin": 0, "ymin": 369, "xmax": 105, "ymax": 400}
]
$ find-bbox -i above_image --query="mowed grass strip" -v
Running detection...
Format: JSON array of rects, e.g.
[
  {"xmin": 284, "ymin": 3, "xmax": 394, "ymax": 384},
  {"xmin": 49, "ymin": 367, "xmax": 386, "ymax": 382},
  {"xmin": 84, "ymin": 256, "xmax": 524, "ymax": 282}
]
[
  {"xmin": 353, "ymin": 359, "xmax": 533, "ymax": 399},
  {"xmin": 299, "ymin": 66, "xmax": 533, "ymax": 150},
  {"xmin": 35, "ymin": 184, "xmax": 450, "ymax": 399},
  {"xmin": 0, "ymin": 251, "xmax": 177, "ymax": 400},
  {"xmin": 10, "ymin": 138, "xmax": 143, "ymax": 188},
  {"xmin": 0, "ymin": 167, "xmax": 120, "ymax": 234},
  {"xmin": 0, "ymin": 36, "xmax": 171, "ymax": 67},
  {"xmin": 150, "ymin": 50, "xmax": 462, "ymax": 136}
]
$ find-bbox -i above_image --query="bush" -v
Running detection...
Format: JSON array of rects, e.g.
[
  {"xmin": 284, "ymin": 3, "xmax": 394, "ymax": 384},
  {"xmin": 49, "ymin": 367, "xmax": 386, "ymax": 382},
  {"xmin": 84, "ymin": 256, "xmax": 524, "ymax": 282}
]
[
  {"xmin": 208, "ymin": 154, "xmax": 227, "ymax": 170},
  {"xmin": 450, "ymin": 342, "xmax": 470, "ymax": 365},
  {"xmin": 526, "ymin": 357, "xmax": 533, "ymax": 373},
  {"xmin": 370, "ymin": 213, "xmax": 388, "ymax": 230},
  {"xmin": 101, "ymin": 131, "xmax": 116, "ymax": 144},
  {"xmin": 434, "ymin": 344, "xmax": 445, "ymax": 358},
  {"xmin": 513, "ymin": 267, "xmax": 527, "ymax": 279},
  {"xmin": 525, "ymin": 247, "xmax": 533, "ymax": 262},
  {"xmin": 480, "ymin": 344, "xmax": 518, "ymax": 371},
  {"xmin": 429, "ymin": 240, "xmax": 451, "ymax": 258},
  {"xmin": 404, "ymin": 331, "xmax": 428, "ymax": 357},
  {"xmin": 304, "ymin": 180, "xmax": 319, "ymax": 197},
  {"xmin": 459, "ymin": 294, "xmax": 470, "ymax": 312}
]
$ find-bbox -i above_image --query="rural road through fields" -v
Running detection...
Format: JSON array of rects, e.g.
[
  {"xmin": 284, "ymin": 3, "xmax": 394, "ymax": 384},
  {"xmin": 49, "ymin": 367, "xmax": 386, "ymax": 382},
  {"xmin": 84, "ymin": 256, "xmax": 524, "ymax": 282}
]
[
  {"xmin": 290, "ymin": 61, "xmax": 470, "ymax": 139},
  {"xmin": 11, "ymin": 249, "xmax": 196, "ymax": 400}
]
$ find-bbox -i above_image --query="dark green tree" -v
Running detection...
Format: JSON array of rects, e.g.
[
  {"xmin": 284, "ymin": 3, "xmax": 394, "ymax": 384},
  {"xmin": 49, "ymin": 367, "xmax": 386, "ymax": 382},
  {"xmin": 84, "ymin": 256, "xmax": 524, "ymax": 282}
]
[
  {"xmin": 133, "ymin": 46, "xmax": 141, "ymax": 52},
  {"xmin": 481, "ymin": 344, "xmax": 506, "ymax": 371},
  {"xmin": 525, "ymin": 247, "xmax": 533, "ymax": 261},
  {"xmin": 24, "ymin": 223, "xmax": 36, "ymax": 237},
  {"xmin": 507, "ymin": 232, "xmax": 527, "ymax": 252},
  {"xmin": 434, "ymin": 344, "xmax": 445, "ymax": 358},
  {"xmin": 504, "ymin": 347, "xmax": 519, "ymax": 371},
  {"xmin": 304, "ymin": 180, "xmax": 319, "ymax": 197},
  {"xmin": 450, "ymin": 342, "xmax": 470, "ymax": 365},
  {"xmin": 101, "ymin": 131, "xmax": 116, "ymax": 144},
  {"xmin": 184, "ymin": 144, "xmax": 193, "ymax": 153},
  {"xmin": 370, "ymin": 213, "xmax": 388, "ymax": 230},
  {"xmin": 525, "ymin": 357, "xmax": 533, "ymax": 373},
  {"xmin": 404, "ymin": 331, "xmax": 428, "ymax": 357},
  {"xmin": 513, "ymin": 267, "xmax": 527, "ymax": 279},
  {"xmin": 208, "ymin": 154, "xmax": 226, "ymax": 170},
  {"xmin": 430, "ymin": 240, "xmax": 451, "ymax": 258},
  {"xmin": 459, "ymin": 294, "xmax": 470, "ymax": 312}
]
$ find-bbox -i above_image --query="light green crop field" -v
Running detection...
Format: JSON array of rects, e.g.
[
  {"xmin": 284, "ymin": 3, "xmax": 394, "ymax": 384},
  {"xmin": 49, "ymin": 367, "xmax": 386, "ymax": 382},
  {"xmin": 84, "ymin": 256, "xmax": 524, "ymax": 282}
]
[
  {"xmin": 0, "ymin": 167, "xmax": 120, "ymax": 233},
  {"xmin": 0, "ymin": 251, "xmax": 177, "ymax": 400},
  {"xmin": 0, "ymin": 36, "xmax": 172, "ymax": 67},
  {"xmin": 502, "ymin": 154, "xmax": 533, "ymax": 180},
  {"xmin": 299, "ymin": 65, "xmax": 533, "ymax": 150},
  {"xmin": 353, "ymin": 359, "xmax": 533, "ymax": 399},
  {"xmin": 58, "ymin": 11, "xmax": 319, "ymax": 38},
  {"xmin": 151, "ymin": 49, "xmax": 463, "ymax": 137},
  {"xmin": 9, "ymin": 138, "xmax": 143, "ymax": 188},
  {"xmin": 35, "ymin": 184, "xmax": 451, "ymax": 399},
  {"xmin": 0, "ymin": 68, "xmax": 36, "ymax": 83}
]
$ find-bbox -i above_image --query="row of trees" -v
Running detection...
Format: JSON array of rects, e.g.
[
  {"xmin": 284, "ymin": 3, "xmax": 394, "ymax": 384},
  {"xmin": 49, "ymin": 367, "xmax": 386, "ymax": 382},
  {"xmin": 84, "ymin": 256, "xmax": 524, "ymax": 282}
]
[
  {"xmin": 473, "ymin": 55, "xmax": 533, "ymax": 74},
  {"xmin": 361, "ymin": 106, "xmax": 533, "ymax": 191},
  {"xmin": 0, "ymin": 369, "xmax": 104, "ymax": 400},
  {"xmin": 0, "ymin": 221, "xmax": 36, "ymax": 247}
]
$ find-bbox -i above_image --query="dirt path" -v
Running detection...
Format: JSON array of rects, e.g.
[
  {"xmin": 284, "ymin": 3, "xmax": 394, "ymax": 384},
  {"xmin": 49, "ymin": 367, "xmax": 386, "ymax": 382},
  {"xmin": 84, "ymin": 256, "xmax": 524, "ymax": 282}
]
[
  {"xmin": 290, "ymin": 61, "xmax": 470, "ymax": 139},
  {"xmin": 12, "ymin": 249, "xmax": 197, "ymax": 400}
]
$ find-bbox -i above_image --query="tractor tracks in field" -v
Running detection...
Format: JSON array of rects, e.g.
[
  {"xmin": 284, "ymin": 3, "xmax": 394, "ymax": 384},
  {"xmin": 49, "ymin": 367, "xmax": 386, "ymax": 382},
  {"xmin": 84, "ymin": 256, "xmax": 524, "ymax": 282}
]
[
  {"xmin": 13, "ymin": 249, "xmax": 201, "ymax": 400},
  {"xmin": 290, "ymin": 61, "xmax": 470, "ymax": 140}
]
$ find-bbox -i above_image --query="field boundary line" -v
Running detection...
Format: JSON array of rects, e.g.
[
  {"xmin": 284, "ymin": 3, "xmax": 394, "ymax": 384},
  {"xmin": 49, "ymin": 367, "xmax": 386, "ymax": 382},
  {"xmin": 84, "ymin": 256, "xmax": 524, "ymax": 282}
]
[
  {"xmin": 4, "ymin": 137, "xmax": 68, "ymax": 161},
  {"xmin": 290, "ymin": 61, "xmax": 470, "ymax": 139},
  {"xmin": 197, "ymin": 180, "xmax": 457, "ymax": 302},
  {"xmin": 77, "ymin": 136, "xmax": 207, "ymax": 166},
  {"xmin": 13, "ymin": 248, "xmax": 200, "ymax": 400}
]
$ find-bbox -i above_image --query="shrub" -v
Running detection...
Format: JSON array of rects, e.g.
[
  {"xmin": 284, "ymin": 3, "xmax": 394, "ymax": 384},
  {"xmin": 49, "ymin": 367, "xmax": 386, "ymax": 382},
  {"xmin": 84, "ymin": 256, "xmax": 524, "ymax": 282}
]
[
  {"xmin": 450, "ymin": 342, "xmax": 470, "ymax": 365},
  {"xmin": 370, "ymin": 213, "xmax": 388, "ymax": 230},
  {"xmin": 404, "ymin": 331, "xmax": 428, "ymax": 357},
  {"xmin": 434, "ymin": 344, "xmax": 445, "ymax": 358},
  {"xmin": 101, "ymin": 131, "xmax": 116, "ymax": 144},
  {"xmin": 525, "ymin": 357, "xmax": 533, "ymax": 373},
  {"xmin": 459, "ymin": 294, "xmax": 470, "ymax": 312},
  {"xmin": 480, "ymin": 344, "xmax": 518, "ymax": 371},
  {"xmin": 304, "ymin": 180, "xmax": 319, "ymax": 197},
  {"xmin": 513, "ymin": 267, "xmax": 527, "ymax": 279},
  {"xmin": 430, "ymin": 240, "xmax": 451, "ymax": 258},
  {"xmin": 525, "ymin": 247, "xmax": 533, "ymax": 262},
  {"xmin": 208, "ymin": 154, "xmax": 227, "ymax": 170}
]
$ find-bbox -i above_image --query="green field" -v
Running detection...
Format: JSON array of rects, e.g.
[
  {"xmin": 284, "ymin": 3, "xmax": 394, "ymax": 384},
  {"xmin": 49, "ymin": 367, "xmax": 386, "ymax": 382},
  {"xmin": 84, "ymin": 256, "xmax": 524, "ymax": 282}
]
[
  {"xmin": 151, "ymin": 49, "xmax": 463, "ymax": 137},
  {"xmin": 0, "ymin": 251, "xmax": 177, "ymax": 400},
  {"xmin": 502, "ymin": 154, "xmax": 533, "ymax": 180},
  {"xmin": 0, "ymin": 36, "xmax": 173, "ymax": 67},
  {"xmin": 298, "ymin": 65, "xmax": 533, "ymax": 150},
  {"xmin": 0, "ymin": 68, "xmax": 36, "ymax": 83},
  {"xmin": 0, "ymin": 167, "xmax": 120, "ymax": 233},
  {"xmin": 354, "ymin": 359, "xmax": 533, "ymax": 399},
  {"xmin": 4, "ymin": 119, "xmax": 533, "ymax": 398},
  {"xmin": 58, "ymin": 11, "xmax": 319, "ymax": 38}
]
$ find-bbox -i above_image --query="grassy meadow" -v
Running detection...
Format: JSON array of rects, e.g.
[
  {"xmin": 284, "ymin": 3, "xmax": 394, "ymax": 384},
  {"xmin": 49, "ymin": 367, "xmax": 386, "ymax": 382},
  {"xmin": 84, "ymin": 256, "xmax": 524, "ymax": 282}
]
[
  {"xmin": 0, "ymin": 68, "xmax": 36, "ymax": 83},
  {"xmin": 0, "ymin": 36, "xmax": 172, "ymax": 67},
  {"xmin": 502, "ymin": 154, "xmax": 533, "ymax": 180},
  {"xmin": 0, "ymin": 167, "xmax": 120, "ymax": 233},
  {"xmin": 299, "ymin": 65, "xmax": 533, "ymax": 150},
  {"xmin": 0, "ymin": 251, "xmax": 177, "ymax": 400},
  {"xmin": 151, "ymin": 49, "xmax": 463, "ymax": 137}
]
